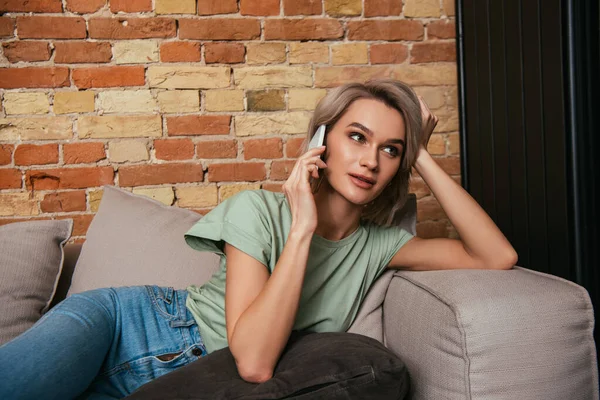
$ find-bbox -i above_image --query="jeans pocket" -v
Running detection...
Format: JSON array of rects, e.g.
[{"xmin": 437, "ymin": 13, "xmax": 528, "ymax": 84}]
[
  {"xmin": 126, "ymin": 350, "xmax": 192, "ymax": 380},
  {"xmin": 145, "ymin": 285, "xmax": 179, "ymax": 320}
]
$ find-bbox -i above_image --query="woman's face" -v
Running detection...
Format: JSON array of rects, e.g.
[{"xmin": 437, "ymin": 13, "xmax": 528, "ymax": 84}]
[{"xmin": 321, "ymin": 98, "xmax": 406, "ymax": 205}]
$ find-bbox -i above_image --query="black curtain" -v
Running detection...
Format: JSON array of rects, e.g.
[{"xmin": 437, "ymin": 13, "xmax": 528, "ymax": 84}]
[{"xmin": 456, "ymin": 0, "xmax": 599, "ymax": 352}]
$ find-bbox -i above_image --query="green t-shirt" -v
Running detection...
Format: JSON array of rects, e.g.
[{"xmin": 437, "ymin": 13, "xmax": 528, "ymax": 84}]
[{"xmin": 184, "ymin": 189, "xmax": 413, "ymax": 354}]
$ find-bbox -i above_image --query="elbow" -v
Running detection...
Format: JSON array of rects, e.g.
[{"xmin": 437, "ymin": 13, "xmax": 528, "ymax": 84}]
[
  {"xmin": 492, "ymin": 249, "xmax": 518, "ymax": 270},
  {"xmin": 236, "ymin": 361, "xmax": 273, "ymax": 384}
]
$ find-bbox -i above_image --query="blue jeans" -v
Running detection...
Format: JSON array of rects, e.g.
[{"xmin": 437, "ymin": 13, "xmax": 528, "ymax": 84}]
[{"xmin": 0, "ymin": 286, "xmax": 206, "ymax": 400}]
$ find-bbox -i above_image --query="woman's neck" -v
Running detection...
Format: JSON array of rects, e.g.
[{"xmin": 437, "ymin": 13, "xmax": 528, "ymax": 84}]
[{"xmin": 312, "ymin": 181, "xmax": 363, "ymax": 241}]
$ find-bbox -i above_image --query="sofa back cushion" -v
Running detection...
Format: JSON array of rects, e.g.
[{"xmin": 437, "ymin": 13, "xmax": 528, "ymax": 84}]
[
  {"xmin": 66, "ymin": 186, "xmax": 220, "ymax": 297},
  {"xmin": 0, "ymin": 220, "xmax": 72, "ymax": 345}
]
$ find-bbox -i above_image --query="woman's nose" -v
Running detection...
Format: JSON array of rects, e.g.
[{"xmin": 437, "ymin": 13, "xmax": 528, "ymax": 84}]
[{"xmin": 359, "ymin": 149, "xmax": 378, "ymax": 170}]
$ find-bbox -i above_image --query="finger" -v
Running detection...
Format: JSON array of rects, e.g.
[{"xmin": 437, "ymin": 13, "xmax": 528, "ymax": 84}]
[
  {"xmin": 302, "ymin": 155, "xmax": 326, "ymax": 166},
  {"xmin": 303, "ymin": 146, "xmax": 326, "ymax": 157}
]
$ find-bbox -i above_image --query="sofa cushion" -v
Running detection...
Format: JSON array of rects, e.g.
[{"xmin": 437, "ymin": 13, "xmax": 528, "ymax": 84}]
[
  {"xmin": 67, "ymin": 185, "xmax": 220, "ymax": 296},
  {"xmin": 125, "ymin": 331, "xmax": 409, "ymax": 400},
  {"xmin": 0, "ymin": 219, "xmax": 72, "ymax": 345}
]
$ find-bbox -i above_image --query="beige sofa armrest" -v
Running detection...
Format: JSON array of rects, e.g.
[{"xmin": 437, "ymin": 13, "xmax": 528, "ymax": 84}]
[{"xmin": 382, "ymin": 266, "xmax": 598, "ymax": 400}]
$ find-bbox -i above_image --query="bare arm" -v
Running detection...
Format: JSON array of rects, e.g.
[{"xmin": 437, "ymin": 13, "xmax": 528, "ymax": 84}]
[{"xmin": 225, "ymin": 229, "xmax": 312, "ymax": 383}]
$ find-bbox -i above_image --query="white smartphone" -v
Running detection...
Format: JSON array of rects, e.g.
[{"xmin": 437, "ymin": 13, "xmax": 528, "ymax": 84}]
[{"xmin": 308, "ymin": 124, "xmax": 326, "ymax": 151}]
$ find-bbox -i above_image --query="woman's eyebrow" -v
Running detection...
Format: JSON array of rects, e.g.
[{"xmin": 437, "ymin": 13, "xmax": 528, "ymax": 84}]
[{"xmin": 347, "ymin": 122, "xmax": 405, "ymax": 146}]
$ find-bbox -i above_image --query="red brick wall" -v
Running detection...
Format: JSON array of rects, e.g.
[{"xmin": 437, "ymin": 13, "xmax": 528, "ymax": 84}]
[{"xmin": 0, "ymin": 0, "xmax": 458, "ymax": 242}]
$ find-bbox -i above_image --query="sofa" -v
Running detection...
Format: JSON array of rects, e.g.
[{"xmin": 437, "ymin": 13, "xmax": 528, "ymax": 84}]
[{"xmin": 1, "ymin": 184, "xmax": 598, "ymax": 399}]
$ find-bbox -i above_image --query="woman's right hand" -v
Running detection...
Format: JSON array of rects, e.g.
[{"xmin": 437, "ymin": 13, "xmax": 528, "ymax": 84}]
[{"xmin": 282, "ymin": 146, "xmax": 327, "ymax": 235}]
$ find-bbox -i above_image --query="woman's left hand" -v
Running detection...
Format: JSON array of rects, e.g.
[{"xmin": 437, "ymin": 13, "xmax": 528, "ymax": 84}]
[{"xmin": 419, "ymin": 96, "xmax": 439, "ymax": 150}]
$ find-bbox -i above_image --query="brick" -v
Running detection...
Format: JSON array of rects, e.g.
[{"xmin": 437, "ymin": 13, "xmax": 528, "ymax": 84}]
[
  {"xmin": 147, "ymin": 66, "xmax": 230, "ymax": 89},
  {"xmin": 196, "ymin": 140, "xmax": 237, "ymax": 159},
  {"xmin": 56, "ymin": 214, "xmax": 94, "ymax": 236},
  {"xmin": 370, "ymin": 43, "xmax": 408, "ymax": 64},
  {"xmin": 176, "ymin": 186, "xmax": 218, "ymax": 208},
  {"xmin": 113, "ymin": 40, "xmax": 159, "ymax": 64},
  {"xmin": 426, "ymin": 134, "xmax": 446, "ymax": 155},
  {"xmin": 240, "ymin": 0, "xmax": 279, "ymax": 16},
  {"xmin": 156, "ymin": 90, "xmax": 200, "ymax": 113},
  {"xmin": 64, "ymin": 142, "xmax": 106, "ymax": 164},
  {"xmin": 89, "ymin": 18, "xmax": 176, "ymax": 39},
  {"xmin": 428, "ymin": 20, "xmax": 456, "ymax": 39},
  {"xmin": 246, "ymin": 43, "xmax": 286, "ymax": 64},
  {"xmin": 448, "ymin": 132, "xmax": 460, "ymax": 154},
  {"xmin": 197, "ymin": 0, "xmax": 238, "ymax": 15},
  {"xmin": 108, "ymin": 140, "xmax": 149, "ymax": 162},
  {"xmin": 365, "ymin": 0, "xmax": 402, "ymax": 16},
  {"xmin": 54, "ymin": 91, "xmax": 95, "ymax": 114},
  {"xmin": 154, "ymin": 139, "xmax": 195, "ymax": 160},
  {"xmin": 0, "ymin": 17, "xmax": 15, "ymax": 37},
  {"xmin": 66, "ymin": 0, "xmax": 106, "ymax": 13},
  {"xmin": 404, "ymin": 0, "xmax": 440, "ymax": 17},
  {"xmin": 289, "ymin": 42, "xmax": 329, "ymax": 64},
  {"xmin": 17, "ymin": 17, "xmax": 86, "ymax": 39},
  {"xmin": 0, "ymin": 0, "xmax": 62, "ymax": 13},
  {"xmin": 109, "ymin": 0, "xmax": 151, "ymax": 12},
  {"xmin": 205, "ymin": 43, "xmax": 245, "ymax": 64},
  {"xmin": 73, "ymin": 66, "xmax": 145, "ymax": 89},
  {"xmin": 40, "ymin": 191, "xmax": 86, "ymax": 213},
  {"xmin": 14, "ymin": 144, "xmax": 58, "ymax": 166},
  {"xmin": 79, "ymin": 116, "xmax": 161, "ymax": 139},
  {"xmin": 331, "ymin": 43, "xmax": 368, "ymax": 65},
  {"xmin": 315, "ymin": 66, "xmax": 392, "ymax": 88},
  {"xmin": 243, "ymin": 138, "xmax": 282, "ymax": 160},
  {"xmin": 431, "ymin": 107, "xmax": 459, "ymax": 132},
  {"xmin": 219, "ymin": 183, "xmax": 261, "ymax": 201},
  {"xmin": 160, "ymin": 42, "xmax": 201, "ymax": 62},
  {"xmin": 262, "ymin": 183, "xmax": 283, "ymax": 192},
  {"xmin": 247, "ymin": 90, "xmax": 285, "ymax": 111},
  {"xmin": 0, "ymin": 193, "xmax": 40, "ymax": 216},
  {"xmin": 204, "ymin": 90, "xmax": 244, "ymax": 112},
  {"xmin": 235, "ymin": 112, "xmax": 310, "ymax": 136},
  {"xmin": 434, "ymin": 156, "xmax": 460, "ymax": 175},
  {"xmin": 179, "ymin": 19, "xmax": 260, "ymax": 40},
  {"xmin": 325, "ymin": 0, "xmax": 361, "ymax": 16},
  {"xmin": 414, "ymin": 86, "xmax": 446, "ymax": 109},
  {"xmin": 25, "ymin": 167, "xmax": 114, "ymax": 190},
  {"xmin": 270, "ymin": 160, "xmax": 296, "ymax": 180},
  {"xmin": 265, "ymin": 19, "xmax": 343, "ymax": 40},
  {"xmin": 288, "ymin": 89, "xmax": 326, "ymax": 111},
  {"xmin": 167, "ymin": 115, "xmax": 231, "ymax": 136},
  {"xmin": 314, "ymin": 64, "xmax": 457, "ymax": 88},
  {"xmin": 54, "ymin": 42, "xmax": 112, "ymax": 63},
  {"xmin": 119, "ymin": 163, "xmax": 204, "ymax": 187},
  {"xmin": 132, "ymin": 187, "xmax": 174, "ymax": 206},
  {"xmin": 347, "ymin": 20, "xmax": 424, "ymax": 41},
  {"xmin": 208, "ymin": 162, "xmax": 266, "ymax": 182},
  {"xmin": 88, "ymin": 189, "xmax": 103, "ymax": 212},
  {"xmin": 0, "ymin": 67, "xmax": 69, "ymax": 89},
  {"xmin": 444, "ymin": 0, "xmax": 455, "ymax": 16},
  {"xmin": 408, "ymin": 178, "xmax": 431, "ymax": 199},
  {"xmin": 446, "ymin": 86, "xmax": 458, "ymax": 108},
  {"xmin": 416, "ymin": 220, "xmax": 448, "ymax": 238},
  {"xmin": 0, "ymin": 145, "xmax": 13, "ymax": 165},
  {"xmin": 0, "ymin": 117, "xmax": 72, "ymax": 141},
  {"xmin": 97, "ymin": 90, "xmax": 157, "ymax": 113},
  {"xmin": 234, "ymin": 66, "xmax": 312, "ymax": 89},
  {"xmin": 0, "ymin": 169, "xmax": 22, "ymax": 189},
  {"xmin": 156, "ymin": 0, "xmax": 196, "ymax": 14},
  {"xmin": 2, "ymin": 41, "xmax": 51, "ymax": 63},
  {"xmin": 285, "ymin": 136, "xmax": 306, "ymax": 157},
  {"xmin": 3, "ymin": 92, "xmax": 50, "ymax": 115},
  {"xmin": 417, "ymin": 196, "xmax": 447, "ymax": 221},
  {"xmin": 283, "ymin": 0, "xmax": 321, "ymax": 15},
  {"xmin": 411, "ymin": 41, "xmax": 456, "ymax": 63}
]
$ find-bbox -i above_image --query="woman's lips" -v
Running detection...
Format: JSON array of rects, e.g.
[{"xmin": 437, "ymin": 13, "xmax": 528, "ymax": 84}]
[{"xmin": 349, "ymin": 174, "xmax": 374, "ymax": 189}]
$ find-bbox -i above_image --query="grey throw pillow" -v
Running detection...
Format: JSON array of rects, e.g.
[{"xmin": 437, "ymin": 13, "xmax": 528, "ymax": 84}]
[
  {"xmin": 0, "ymin": 219, "xmax": 73, "ymax": 345},
  {"xmin": 67, "ymin": 185, "xmax": 220, "ymax": 296},
  {"xmin": 125, "ymin": 331, "xmax": 409, "ymax": 400}
]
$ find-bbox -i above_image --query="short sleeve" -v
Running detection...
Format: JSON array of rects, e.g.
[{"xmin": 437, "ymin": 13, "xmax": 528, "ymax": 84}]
[
  {"xmin": 369, "ymin": 225, "xmax": 415, "ymax": 279},
  {"xmin": 184, "ymin": 191, "xmax": 272, "ymax": 267}
]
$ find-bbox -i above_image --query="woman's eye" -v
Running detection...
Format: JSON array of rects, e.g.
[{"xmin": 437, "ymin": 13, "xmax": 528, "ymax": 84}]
[
  {"xmin": 383, "ymin": 147, "xmax": 399, "ymax": 157},
  {"xmin": 349, "ymin": 132, "xmax": 365, "ymax": 142}
]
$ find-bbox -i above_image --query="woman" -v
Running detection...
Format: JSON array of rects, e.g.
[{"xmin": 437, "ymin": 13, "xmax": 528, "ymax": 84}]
[{"xmin": 0, "ymin": 79, "xmax": 516, "ymax": 399}]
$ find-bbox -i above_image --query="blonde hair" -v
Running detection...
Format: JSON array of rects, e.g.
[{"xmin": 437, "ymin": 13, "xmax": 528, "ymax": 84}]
[{"xmin": 304, "ymin": 79, "xmax": 422, "ymax": 227}]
